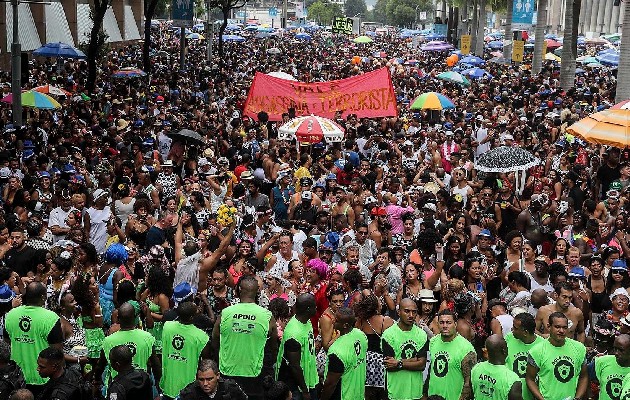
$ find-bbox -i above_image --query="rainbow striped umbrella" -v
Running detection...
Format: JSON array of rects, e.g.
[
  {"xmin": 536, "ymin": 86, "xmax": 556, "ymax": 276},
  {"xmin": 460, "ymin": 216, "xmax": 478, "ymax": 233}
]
[
  {"xmin": 1, "ymin": 90, "xmax": 61, "ymax": 109},
  {"xmin": 567, "ymin": 109, "xmax": 630, "ymax": 147},
  {"xmin": 112, "ymin": 68, "xmax": 147, "ymax": 79},
  {"xmin": 410, "ymin": 92, "xmax": 455, "ymax": 110}
]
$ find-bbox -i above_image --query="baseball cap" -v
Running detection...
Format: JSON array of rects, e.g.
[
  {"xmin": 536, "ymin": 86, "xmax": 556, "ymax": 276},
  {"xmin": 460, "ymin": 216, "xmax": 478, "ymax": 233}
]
[
  {"xmin": 478, "ymin": 229, "xmax": 494, "ymax": 240},
  {"xmin": 301, "ymin": 191, "xmax": 313, "ymax": 200},
  {"xmin": 568, "ymin": 267, "xmax": 586, "ymax": 279},
  {"xmin": 173, "ymin": 282, "xmax": 196, "ymax": 304},
  {"xmin": 364, "ymin": 196, "xmax": 377, "ymax": 206}
]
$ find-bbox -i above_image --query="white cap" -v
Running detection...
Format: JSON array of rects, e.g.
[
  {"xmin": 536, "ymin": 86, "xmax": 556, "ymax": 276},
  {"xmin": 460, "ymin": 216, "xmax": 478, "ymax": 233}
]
[
  {"xmin": 503, "ymin": 134, "xmax": 514, "ymax": 141},
  {"xmin": 301, "ymin": 191, "xmax": 313, "ymax": 200}
]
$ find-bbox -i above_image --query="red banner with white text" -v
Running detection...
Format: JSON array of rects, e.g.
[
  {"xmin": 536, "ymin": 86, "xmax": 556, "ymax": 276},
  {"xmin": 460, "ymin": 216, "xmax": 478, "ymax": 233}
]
[{"xmin": 243, "ymin": 68, "xmax": 398, "ymax": 121}]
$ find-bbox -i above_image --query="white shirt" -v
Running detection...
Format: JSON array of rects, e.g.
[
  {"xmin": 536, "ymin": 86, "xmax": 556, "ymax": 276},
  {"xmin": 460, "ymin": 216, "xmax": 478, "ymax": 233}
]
[
  {"xmin": 475, "ymin": 127, "xmax": 490, "ymax": 158},
  {"xmin": 49, "ymin": 207, "xmax": 74, "ymax": 244},
  {"xmin": 87, "ymin": 207, "xmax": 111, "ymax": 254}
]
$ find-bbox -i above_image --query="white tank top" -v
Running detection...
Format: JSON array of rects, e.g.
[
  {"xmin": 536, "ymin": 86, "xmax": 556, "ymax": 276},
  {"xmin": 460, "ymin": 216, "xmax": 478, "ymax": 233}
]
[{"xmin": 496, "ymin": 314, "xmax": 514, "ymax": 338}]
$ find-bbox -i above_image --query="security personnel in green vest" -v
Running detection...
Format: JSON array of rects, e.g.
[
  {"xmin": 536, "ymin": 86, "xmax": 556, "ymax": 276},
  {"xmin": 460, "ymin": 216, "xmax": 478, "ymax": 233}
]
[
  {"xmin": 381, "ymin": 298, "xmax": 428, "ymax": 400},
  {"xmin": 96, "ymin": 302, "xmax": 161, "ymax": 390},
  {"xmin": 425, "ymin": 309, "xmax": 476, "ymax": 400},
  {"xmin": 275, "ymin": 293, "xmax": 317, "ymax": 400},
  {"xmin": 526, "ymin": 311, "xmax": 588, "ymax": 400},
  {"xmin": 4, "ymin": 282, "xmax": 63, "ymax": 397},
  {"xmin": 505, "ymin": 313, "xmax": 543, "ymax": 400},
  {"xmin": 321, "ymin": 307, "xmax": 368, "ymax": 400},
  {"xmin": 621, "ymin": 372, "xmax": 630, "ymax": 400},
  {"xmin": 160, "ymin": 301, "xmax": 211, "ymax": 400},
  {"xmin": 472, "ymin": 334, "xmax": 521, "ymax": 400},
  {"xmin": 213, "ymin": 275, "xmax": 278, "ymax": 400},
  {"xmin": 590, "ymin": 334, "xmax": 630, "ymax": 400}
]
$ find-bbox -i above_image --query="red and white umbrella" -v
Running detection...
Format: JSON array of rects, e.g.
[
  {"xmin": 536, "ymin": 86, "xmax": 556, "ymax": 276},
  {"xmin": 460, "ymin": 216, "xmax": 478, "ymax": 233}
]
[
  {"xmin": 33, "ymin": 85, "xmax": 71, "ymax": 96},
  {"xmin": 278, "ymin": 115, "xmax": 345, "ymax": 144}
]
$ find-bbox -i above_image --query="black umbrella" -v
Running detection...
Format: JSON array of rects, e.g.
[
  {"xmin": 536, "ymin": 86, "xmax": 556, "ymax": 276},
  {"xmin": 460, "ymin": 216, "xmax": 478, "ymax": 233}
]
[
  {"xmin": 475, "ymin": 146, "xmax": 540, "ymax": 172},
  {"xmin": 167, "ymin": 129, "xmax": 205, "ymax": 145}
]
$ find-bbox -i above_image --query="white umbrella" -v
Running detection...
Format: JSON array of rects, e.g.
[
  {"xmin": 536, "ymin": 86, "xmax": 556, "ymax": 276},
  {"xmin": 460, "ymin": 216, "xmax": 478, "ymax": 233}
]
[{"xmin": 267, "ymin": 71, "xmax": 297, "ymax": 81}]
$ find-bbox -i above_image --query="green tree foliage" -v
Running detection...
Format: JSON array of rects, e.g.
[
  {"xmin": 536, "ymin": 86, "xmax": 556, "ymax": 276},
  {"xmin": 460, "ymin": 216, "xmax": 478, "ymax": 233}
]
[
  {"xmin": 371, "ymin": 0, "xmax": 388, "ymax": 23},
  {"xmin": 345, "ymin": 0, "xmax": 368, "ymax": 17},
  {"xmin": 308, "ymin": 0, "xmax": 342, "ymax": 25},
  {"xmin": 383, "ymin": 0, "xmax": 431, "ymax": 27}
]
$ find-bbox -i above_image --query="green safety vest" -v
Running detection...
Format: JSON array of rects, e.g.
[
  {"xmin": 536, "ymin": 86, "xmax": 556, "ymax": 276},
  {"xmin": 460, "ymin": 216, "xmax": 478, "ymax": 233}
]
[
  {"xmin": 528, "ymin": 338, "xmax": 586, "ymax": 400},
  {"xmin": 620, "ymin": 373, "xmax": 630, "ymax": 400},
  {"xmin": 326, "ymin": 328, "xmax": 368, "ymax": 400},
  {"xmin": 159, "ymin": 321, "xmax": 209, "ymax": 398},
  {"xmin": 219, "ymin": 302, "xmax": 272, "ymax": 377},
  {"xmin": 505, "ymin": 332, "xmax": 543, "ymax": 400},
  {"xmin": 595, "ymin": 355, "xmax": 630, "ymax": 400},
  {"xmin": 472, "ymin": 361, "xmax": 520, "ymax": 400},
  {"xmin": 5, "ymin": 305, "xmax": 60, "ymax": 385},
  {"xmin": 102, "ymin": 329, "xmax": 155, "ymax": 382},
  {"xmin": 381, "ymin": 323, "xmax": 428, "ymax": 400},
  {"xmin": 428, "ymin": 333, "xmax": 475, "ymax": 400},
  {"xmin": 275, "ymin": 316, "xmax": 318, "ymax": 390}
]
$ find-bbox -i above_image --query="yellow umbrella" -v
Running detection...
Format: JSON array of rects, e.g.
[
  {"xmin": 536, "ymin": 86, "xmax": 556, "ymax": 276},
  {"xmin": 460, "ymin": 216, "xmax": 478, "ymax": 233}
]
[
  {"xmin": 566, "ymin": 109, "xmax": 630, "ymax": 147},
  {"xmin": 545, "ymin": 53, "xmax": 561, "ymax": 62}
]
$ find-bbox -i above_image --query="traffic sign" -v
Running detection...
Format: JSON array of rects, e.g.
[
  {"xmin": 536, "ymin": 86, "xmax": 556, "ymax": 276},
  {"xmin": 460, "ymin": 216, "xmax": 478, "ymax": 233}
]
[
  {"xmin": 512, "ymin": 40, "xmax": 524, "ymax": 62},
  {"xmin": 460, "ymin": 35, "xmax": 471, "ymax": 55},
  {"xmin": 172, "ymin": 0, "xmax": 193, "ymax": 27},
  {"xmin": 269, "ymin": 7, "xmax": 278, "ymax": 16},
  {"xmin": 236, "ymin": 11, "xmax": 245, "ymax": 17}
]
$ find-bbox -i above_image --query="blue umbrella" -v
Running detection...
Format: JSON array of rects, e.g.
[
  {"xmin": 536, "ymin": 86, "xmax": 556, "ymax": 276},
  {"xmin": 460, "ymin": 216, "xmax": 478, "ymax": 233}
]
[
  {"xmin": 459, "ymin": 55, "xmax": 485, "ymax": 66},
  {"xmin": 295, "ymin": 33, "xmax": 311, "ymax": 40},
  {"xmin": 245, "ymin": 25, "xmax": 259, "ymax": 31},
  {"xmin": 597, "ymin": 52, "xmax": 619, "ymax": 66},
  {"xmin": 545, "ymin": 33, "xmax": 558, "ymax": 39},
  {"xmin": 486, "ymin": 40, "xmax": 504, "ymax": 49},
  {"xmin": 461, "ymin": 67, "xmax": 493, "ymax": 79},
  {"xmin": 226, "ymin": 24, "xmax": 241, "ymax": 31},
  {"xmin": 258, "ymin": 26, "xmax": 274, "ymax": 32},
  {"xmin": 575, "ymin": 68, "xmax": 586, "ymax": 75},
  {"xmin": 597, "ymin": 48, "xmax": 618, "ymax": 56},
  {"xmin": 222, "ymin": 35, "xmax": 246, "ymax": 42},
  {"xmin": 255, "ymin": 32, "xmax": 271, "ymax": 39},
  {"xmin": 33, "ymin": 42, "xmax": 86, "ymax": 59},
  {"xmin": 488, "ymin": 32, "xmax": 503, "ymax": 39},
  {"xmin": 424, "ymin": 33, "xmax": 445, "ymax": 41}
]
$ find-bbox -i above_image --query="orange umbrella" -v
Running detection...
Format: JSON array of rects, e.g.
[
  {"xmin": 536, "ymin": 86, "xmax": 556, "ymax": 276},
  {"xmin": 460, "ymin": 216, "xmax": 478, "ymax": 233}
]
[{"xmin": 566, "ymin": 109, "xmax": 630, "ymax": 147}]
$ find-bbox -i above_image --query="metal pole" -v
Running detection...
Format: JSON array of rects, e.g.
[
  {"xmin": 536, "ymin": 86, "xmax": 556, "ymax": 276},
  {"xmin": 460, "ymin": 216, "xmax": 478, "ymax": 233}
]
[
  {"xmin": 206, "ymin": 0, "xmax": 212, "ymax": 60},
  {"xmin": 281, "ymin": 0, "xmax": 287, "ymax": 28},
  {"xmin": 11, "ymin": 0, "xmax": 22, "ymax": 127},
  {"xmin": 180, "ymin": 26, "xmax": 185, "ymax": 71}
]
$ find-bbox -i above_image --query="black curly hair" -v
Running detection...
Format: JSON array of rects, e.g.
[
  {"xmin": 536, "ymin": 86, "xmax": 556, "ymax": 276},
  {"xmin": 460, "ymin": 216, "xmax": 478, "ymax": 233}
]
[
  {"xmin": 71, "ymin": 274, "xmax": 96, "ymax": 316},
  {"xmin": 354, "ymin": 293, "xmax": 381, "ymax": 321},
  {"xmin": 146, "ymin": 267, "xmax": 173, "ymax": 298},
  {"xmin": 416, "ymin": 228, "xmax": 443, "ymax": 256}
]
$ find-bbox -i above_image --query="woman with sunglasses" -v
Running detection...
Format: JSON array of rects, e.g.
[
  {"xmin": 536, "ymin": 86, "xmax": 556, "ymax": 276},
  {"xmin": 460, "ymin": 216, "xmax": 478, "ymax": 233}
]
[{"xmin": 606, "ymin": 260, "xmax": 630, "ymax": 298}]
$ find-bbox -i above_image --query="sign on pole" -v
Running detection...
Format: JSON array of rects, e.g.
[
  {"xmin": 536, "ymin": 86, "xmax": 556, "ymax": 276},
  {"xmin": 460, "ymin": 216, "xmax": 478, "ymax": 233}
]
[
  {"xmin": 512, "ymin": 0, "xmax": 534, "ymax": 30},
  {"xmin": 331, "ymin": 17, "xmax": 353, "ymax": 34},
  {"xmin": 172, "ymin": 0, "xmax": 194, "ymax": 27},
  {"xmin": 542, "ymin": 40, "xmax": 548, "ymax": 57},
  {"xmin": 460, "ymin": 35, "xmax": 471, "ymax": 55},
  {"xmin": 512, "ymin": 40, "xmax": 525, "ymax": 62},
  {"xmin": 418, "ymin": 11, "xmax": 427, "ymax": 20},
  {"xmin": 269, "ymin": 7, "xmax": 278, "ymax": 16}
]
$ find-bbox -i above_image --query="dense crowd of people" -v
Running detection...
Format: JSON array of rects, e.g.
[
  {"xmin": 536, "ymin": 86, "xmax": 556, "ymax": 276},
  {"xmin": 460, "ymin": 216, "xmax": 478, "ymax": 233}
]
[{"xmin": 0, "ymin": 20, "xmax": 627, "ymax": 400}]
